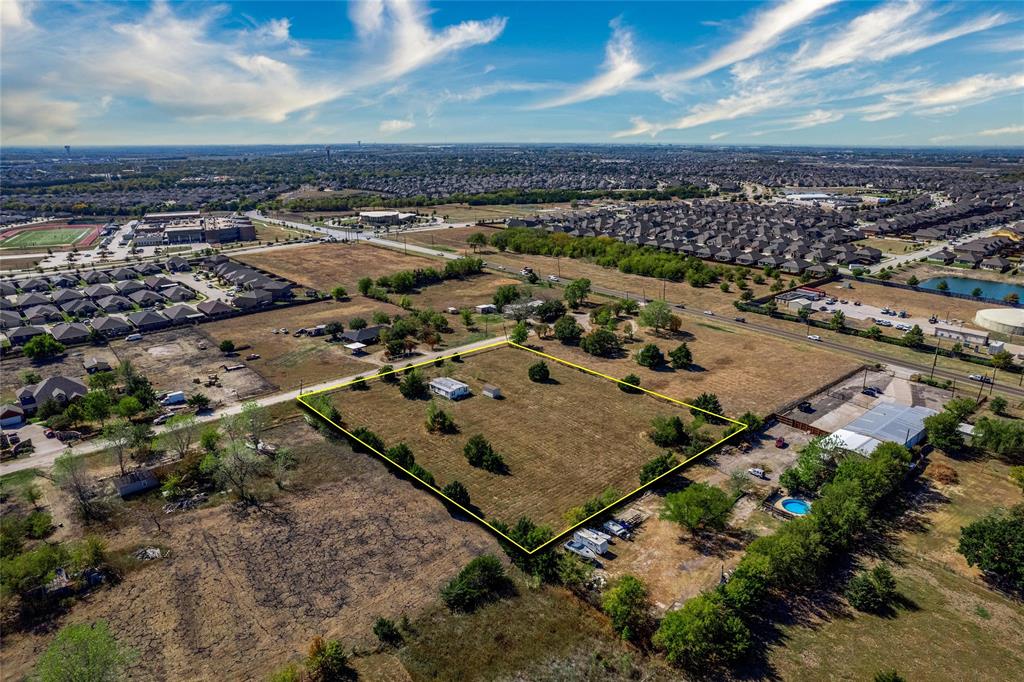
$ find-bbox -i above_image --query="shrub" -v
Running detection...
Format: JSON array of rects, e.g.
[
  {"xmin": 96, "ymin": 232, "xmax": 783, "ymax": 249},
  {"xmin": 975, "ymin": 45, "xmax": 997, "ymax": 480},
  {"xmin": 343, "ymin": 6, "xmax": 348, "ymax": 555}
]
[
  {"xmin": 958, "ymin": 505, "xmax": 1024, "ymax": 589},
  {"xmin": 580, "ymin": 328, "xmax": 621, "ymax": 357},
  {"xmin": 425, "ymin": 401, "xmax": 457, "ymax": 434},
  {"xmin": 602, "ymin": 575, "xmax": 652, "ymax": 641},
  {"xmin": 845, "ymin": 565, "xmax": 897, "ymax": 613},
  {"xmin": 373, "ymin": 617, "xmax": 403, "ymax": 647},
  {"xmin": 661, "ymin": 483, "xmax": 733, "ymax": 536},
  {"xmin": 32, "ymin": 621, "xmax": 134, "ymax": 682},
  {"xmin": 22, "ymin": 334, "xmax": 65, "ymax": 361},
  {"xmin": 440, "ymin": 554, "xmax": 510, "ymax": 613},
  {"xmin": 350, "ymin": 427, "xmax": 385, "ymax": 454},
  {"xmin": 640, "ymin": 452, "xmax": 679, "ymax": 484},
  {"xmin": 649, "ymin": 415, "xmax": 688, "ymax": 448},
  {"xmin": 635, "ymin": 343, "xmax": 665, "ymax": 368},
  {"xmin": 528, "ymin": 360, "xmax": 549, "ymax": 383},
  {"xmin": 689, "ymin": 392, "xmax": 723, "ymax": 419},
  {"xmin": 669, "ymin": 342, "xmax": 693, "ymax": 369},
  {"xmin": 619, "ymin": 374, "xmax": 642, "ymax": 393},
  {"xmin": 385, "ymin": 443, "xmax": 415, "ymax": 469},
  {"xmin": 442, "ymin": 480, "xmax": 471, "ymax": 506},
  {"xmin": 653, "ymin": 592, "xmax": 750, "ymax": 670},
  {"xmin": 553, "ymin": 315, "xmax": 583, "ymax": 345},
  {"xmin": 399, "ymin": 370, "xmax": 428, "ymax": 399},
  {"xmin": 464, "ymin": 435, "xmax": 506, "ymax": 473},
  {"xmin": 409, "ymin": 463, "xmax": 435, "ymax": 487}
]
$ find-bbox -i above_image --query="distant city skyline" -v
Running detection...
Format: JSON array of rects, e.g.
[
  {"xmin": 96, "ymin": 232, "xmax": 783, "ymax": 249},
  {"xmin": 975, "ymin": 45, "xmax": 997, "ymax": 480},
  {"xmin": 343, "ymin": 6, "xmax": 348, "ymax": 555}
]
[{"xmin": 2, "ymin": 0, "xmax": 1022, "ymax": 147}]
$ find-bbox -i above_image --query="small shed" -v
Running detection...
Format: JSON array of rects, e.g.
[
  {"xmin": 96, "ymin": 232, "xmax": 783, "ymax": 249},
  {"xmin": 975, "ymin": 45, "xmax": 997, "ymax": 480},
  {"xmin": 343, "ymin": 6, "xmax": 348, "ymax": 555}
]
[
  {"xmin": 429, "ymin": 377, "xmax": 470, "ymax": 401},
  {"xmin": 113, "ymin": 469, "xmax": 159, "ymax": 498},
  {"xmin": 474, "ymin": 304, "xmax": 497, "ymax": 314},
  {"xmin": 344, "ymin": 342, "xmax": 367, "ymax": 355},
  {"xmin": 482, "ymin": 384, "xmax": 502, "ymax": 399},
  {"xmin": 84, "ymin": 357, "xmax": 112, "ymax": 374}
]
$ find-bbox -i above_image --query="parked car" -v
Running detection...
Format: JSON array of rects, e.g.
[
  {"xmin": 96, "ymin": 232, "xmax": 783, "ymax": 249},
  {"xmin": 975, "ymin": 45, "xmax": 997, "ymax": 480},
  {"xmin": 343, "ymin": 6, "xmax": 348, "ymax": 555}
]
[
  {"xmin": 734, "ymin": 317, "xmax": 746, "ymax": 323},
  {"xmin": 125, "ymin": 333, "xmax": 143, "ymax": 341},
  {"xmin": 747, "ymin": 467, "xmax": 768, "ymax": 480},
  {"xmin": 703, "ymin": 310, "xmax": 714, "ymax": 316},
  {"xmin": 153, "ymin": 413, "xmax": 175, "ymax": 425},
  {"xmin": 807, "ymin": 334, "xmax": 821, "ymax": 341},
  {"xmin": 547, "ymin": 275, "xmax": 559, "ymax": 282}
]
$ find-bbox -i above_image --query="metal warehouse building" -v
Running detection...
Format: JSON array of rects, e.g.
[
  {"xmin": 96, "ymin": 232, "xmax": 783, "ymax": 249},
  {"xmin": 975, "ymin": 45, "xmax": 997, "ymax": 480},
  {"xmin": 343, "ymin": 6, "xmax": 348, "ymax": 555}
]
[{"xmin": 832, "ymin": 403, "xmax": 937, "ymax": 456}]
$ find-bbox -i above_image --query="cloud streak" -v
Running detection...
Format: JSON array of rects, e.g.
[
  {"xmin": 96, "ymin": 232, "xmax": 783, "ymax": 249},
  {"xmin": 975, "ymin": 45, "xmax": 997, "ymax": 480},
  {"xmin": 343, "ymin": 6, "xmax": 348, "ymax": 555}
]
[{"xmin": 531, "ymin": 18, "xmax": 644, "ymax": 109}]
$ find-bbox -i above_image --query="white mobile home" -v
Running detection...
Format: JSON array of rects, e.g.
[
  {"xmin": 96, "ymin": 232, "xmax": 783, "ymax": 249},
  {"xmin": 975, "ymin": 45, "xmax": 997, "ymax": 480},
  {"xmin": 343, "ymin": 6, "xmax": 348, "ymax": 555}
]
[
  {"xmin": 429, "ymin": 377, "xmax": 470, "ymax": 401},
  {"xmin": 573, "ymin": 529, "xmax": 608, "ymax": 555}
]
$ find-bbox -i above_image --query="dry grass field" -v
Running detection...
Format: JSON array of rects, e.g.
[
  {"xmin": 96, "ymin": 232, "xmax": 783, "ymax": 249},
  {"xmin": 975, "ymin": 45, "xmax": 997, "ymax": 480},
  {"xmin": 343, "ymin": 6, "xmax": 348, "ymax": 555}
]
[
  {"xmin": 200, "ymin": 300, "xmax": 403, "ymax": 392},
  {"xmin": 528, "ymin": 321, "xmax": 860, "ymax": 417},
  {"xmin": 236, "ymin": 242, "xmax": 441, "ymax": 292},
  {"xmin": 395, "ymin": 203, "xmax": 574, "ymax": 223},
  {"xmin": 402, "ymin": 225, "xmax": 505, "ymax": 252},
  {"xmin": 0, "ymin": 419, "xmax": 499, "ymax": 681},
  {"xmin": 317, "ymin": 344, "xmax": 724, "ymax": 530}
]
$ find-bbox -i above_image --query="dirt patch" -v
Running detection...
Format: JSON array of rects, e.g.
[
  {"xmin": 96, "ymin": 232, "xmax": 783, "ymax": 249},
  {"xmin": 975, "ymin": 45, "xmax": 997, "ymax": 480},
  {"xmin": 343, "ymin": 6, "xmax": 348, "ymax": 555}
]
[
  {"xmin": 235, "ymin": 243, "xmax": 441, "ymax": 292},
  {"xmin": 110, "ymin": 328, "xmax": 272, "ymax": 408},
  {"xmin": 0, "ymin": 420, "xmax": 498, "ymax": 681},
  {"xmin": 1, "ymin": 347, "xmax": 120, "ymax": 403}
]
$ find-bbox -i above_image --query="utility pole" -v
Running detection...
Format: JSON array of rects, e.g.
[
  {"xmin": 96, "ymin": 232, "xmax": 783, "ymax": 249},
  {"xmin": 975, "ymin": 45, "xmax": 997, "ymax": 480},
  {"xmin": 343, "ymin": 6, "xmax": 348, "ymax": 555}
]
[
  {"xmin": 929, "ymin": 344, "xmax": 939, "ymax": 379},
  {"xmin": 989, "ymin": 369, "xmax": 997, "ymax": 397}
]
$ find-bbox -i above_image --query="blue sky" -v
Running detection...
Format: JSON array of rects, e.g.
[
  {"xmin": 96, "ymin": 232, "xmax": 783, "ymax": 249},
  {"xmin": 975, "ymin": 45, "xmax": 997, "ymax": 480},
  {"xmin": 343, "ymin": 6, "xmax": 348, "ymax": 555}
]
[{"xmin": 1, "ymin": 0, "xmax": 1022, "ymax": 146}]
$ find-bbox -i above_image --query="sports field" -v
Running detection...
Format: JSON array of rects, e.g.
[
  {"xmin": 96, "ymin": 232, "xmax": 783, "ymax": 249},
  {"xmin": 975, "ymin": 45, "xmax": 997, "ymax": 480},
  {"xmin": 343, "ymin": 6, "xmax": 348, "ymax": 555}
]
[
  {"xmin": 0, "ymin": 226, "xmax": 91, "ymax": 249},
  {"xmin": 301, "ymin": 342, "xmax": 733, "ymax": 542}
]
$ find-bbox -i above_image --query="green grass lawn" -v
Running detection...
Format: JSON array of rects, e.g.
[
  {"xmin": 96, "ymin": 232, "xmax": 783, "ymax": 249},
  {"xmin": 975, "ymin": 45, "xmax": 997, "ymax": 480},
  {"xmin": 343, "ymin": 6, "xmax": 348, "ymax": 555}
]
[{"xmin": 0, "ymin": 228, "xmax": 89, "ymax": 249}]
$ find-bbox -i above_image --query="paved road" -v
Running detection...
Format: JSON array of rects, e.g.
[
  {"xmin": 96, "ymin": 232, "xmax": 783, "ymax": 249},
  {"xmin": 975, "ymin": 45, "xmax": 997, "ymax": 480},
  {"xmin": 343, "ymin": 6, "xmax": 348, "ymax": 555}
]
[
  {"xmin": 864, "ymin": 225, "xmax": 1006, "ymax": 273},
  {"xmin": 0, "ymin": 334, "xmax": 507, "ymax": 476}
]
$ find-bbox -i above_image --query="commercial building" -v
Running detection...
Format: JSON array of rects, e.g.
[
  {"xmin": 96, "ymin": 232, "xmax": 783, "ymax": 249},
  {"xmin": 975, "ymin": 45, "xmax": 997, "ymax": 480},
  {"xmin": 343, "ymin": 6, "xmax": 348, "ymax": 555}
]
[
  {"xmin": 137, "ymin": 211, "xmax": 256, "ymax": 246},
  {"xmin": 832, "ymin": 403, "xmax": 937, "ymax": 456},
  {"xmin": 933, "ymin": 324, "xmax": 990, "ymax": 347},
  {"xmin": 358, "ymin": 210, "xmax": 417, "ymax": 226}
]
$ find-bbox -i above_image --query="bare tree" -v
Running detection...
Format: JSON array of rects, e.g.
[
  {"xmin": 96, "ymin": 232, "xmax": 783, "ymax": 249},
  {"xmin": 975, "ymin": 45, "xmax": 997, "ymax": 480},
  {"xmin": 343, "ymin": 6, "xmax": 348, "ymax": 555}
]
[
  {"xmin": 103, "ymin": 419, "xmax": 134, "ymax": 476},
  {"xmin": 53, "ymin": 451, "xmax": 103, "ymax": 520},
  {"xmin": 212, "ymin": 443, "xmax": 267, "ymax": 505},
  {"xmin": 161, "ymin": 414, "xmax": 199, "ymax": 460}
]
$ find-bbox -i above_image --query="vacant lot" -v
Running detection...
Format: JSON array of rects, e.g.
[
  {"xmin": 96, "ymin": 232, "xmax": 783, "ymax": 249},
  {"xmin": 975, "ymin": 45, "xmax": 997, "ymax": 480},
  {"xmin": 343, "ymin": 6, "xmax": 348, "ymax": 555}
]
[
  {"xmin": 319, "ymin": 344, "xmax": 722, "ymax": 530},
  {"xmin": 0, "ymin": 419, "xmax": 499, "ymax": 681},
  {"xmin": 236, "ymin": 242, "xmax": 440, "ymax": 292},
  {"xmin": 396, "ymin": 203, "xmax": 575, "ymax": 224},
  {"xmin": 529, "ymin": 321, "xmax": 860, "ymax": 417},
  {"xmin": 202, "ymin": 300, "xmax": 401, "ymax": 392},
  {"xmin": 402, "ymin": 226, "xmax": 505, "ymax": 252},
  {"xmin": 856, "ymin": 237, "xmax": 921, "ymax": 255},
  {"xmin": 110, "ymin": 328, "xmax": 272, "ymax": 407},
  {"xmin": 480, "ymin": 250, "xmax": 775, "ymax": 314},
  {"xmin": 769, "ymin": 451, "xmax": 1024, "ymax": 681},
  {"xmin": 820, "ymin": 279, "xmax": 1003, "ymax": 327}
]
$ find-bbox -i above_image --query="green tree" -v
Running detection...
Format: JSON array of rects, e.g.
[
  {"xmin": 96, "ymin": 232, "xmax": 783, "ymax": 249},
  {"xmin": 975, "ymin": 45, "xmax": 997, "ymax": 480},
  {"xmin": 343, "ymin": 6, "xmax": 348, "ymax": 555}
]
[
  {"xmin": 864, "ymin": 325, "xmax": 882, "ymax": 340},
  {"xmin": 640, "ymin": 452, "xmax": 679, "ymax": 484},
  {"xmin": 441, "ymin": 554, "xmax": 509, "ymax": 612},
  {"xmin": 552, "ymin": 315, "xmax": 583, "ymax": 345},
  {"xmin": 689, "ymin": 392, "xmax": 723, "ymax": 418},
  {"xmin": 459, "ymin": 308, "xmax": 474, "ymax": 327},
  {"xmin": 357, "ymin": 276, "xmax": 373, "ymax": 295},
  {"xmin": 1009, "ymin": 466, "xmax": 1024, "ymax": 493},
  {"xmin": 945, "ymin": 397, "xmax": 977, "ymax": 421},
  {"xmin": 399, "ymin": 370, "xmax": 428, "ymax": 399},
  {"xmin": 305, "ymin": 637, "xmax": 354, "ymax": 682},
  {"xmin": 80, "ymin": 390, "xmax": 112, "ymax": 426},
  {"xmin": 875, "ymin": 670, "xmax": 907, "ymax": 682},
  {"xmin": 635, "ymin": 343, "xmax": 665, "ymax": 368},
  {"xmin": 958, "ymin": 504, "xmax": 1024, "ymax": 589},
  {"xmin": 22, "ymin": 334, "xmax": 65, "ymax": 361},
  {"xmin": 901, "ymin": 324, "xmax": 925, "ymax": 348},
  {"xmin": 972, "ymin": 417, "xmax": 1024, "ymax": 457},
  {"xmin": 493, "ymin": 284, "xmax": 520, "ymax": 310},
  {"xmin": 845, "ymin": 564, "xmax": 898, "ymax": 613},
  {"xmin": 218, "ymin": 339, "xmax": 235, "ymax": 354},
  {"xmin": 425, "ymin": 401, "xmax": 457, "ymax": 434},
  {"xmin": 649, "ymin": 415, "xmax": 688, "ymax": 448},
  {"xmin": 33, "ymin": 621, "xmax": 134, "ymax": 682},
  {"xmin": 972, "ymin": 286, "xmax": 984, "ymax": 298},
  {"xmin": 653, "ymin": 592, "xmax": 750, "ymax": 670},
  {"xmin": 924, "ymin": 410, "xmax": 964, "ymax": 452},
  {"xmin": 991, "ymin": 350, "xmax": 1015, "ymax": 371},
  {"xmin": 580, "ymin": 328, "xmax": 621, "ymax": 357},
  {"xmin": 936, "ymin": 279, "xmax": 949, "ymax": 292},
  {"xmin": 602, "ymin": 574, "xmax": 652, "ymax": 641},
  {"xmin": 330, "ymin": 285, "xmax": 348, "ymax": 300},
  {"xmin": 115, "ymin": 396, "xmax": 142, "ymax": 419},
  {"xmin": 467, "ymin": 232, "xmax": 488, "ymax": 251},
  {"xmin": 619, "ymin": 374, "xmax": 641, "ymax": 393},
  {"xmin": 907, "ymin": 275, "xmax": 919, "ymax": 286},
  {"xmin": 638, "ymin": 299, "xmax": 673, "ymax": 332},
  {"xmin": 349, "ymin": 316, "xmax": 367, "ymax": 330},
  {"xmin": 828, "ymin": 310, "xmax": 846, "ymax": 331},
  {"xmin": 980, "ymin": 385, "xmax": 1013, "ymax": 416},
  {"xmin": 661, "ymin": 483, "xmax": 733, "ymax": 536},
  {"xmin": 563, "ymin": 278, "xmax": 592, "ymax": 308},
  {"xmin": 509, "ymin": 320, "xmax": 529, "ymax": 344},
  {"xmin": 442, "ymin": 480, "xmax": 471, "ymax": 506},
  {"xmin": 528, "ymin": 360, "xmax": 550, "ymax": 383},
  {"xmin": 187, "ymin": 392, "xmax": 211, "ymax": 411},
  {"xmin": 464, "ymin": 435, "xmax": 506, "ymax": 473},
  {"xmin": 669, "ymin": 342, "xmax": 693, "ymax": 369},
  {"xmin": 373, "ymin": 617, "xmax": 403, "ymax": 647}
]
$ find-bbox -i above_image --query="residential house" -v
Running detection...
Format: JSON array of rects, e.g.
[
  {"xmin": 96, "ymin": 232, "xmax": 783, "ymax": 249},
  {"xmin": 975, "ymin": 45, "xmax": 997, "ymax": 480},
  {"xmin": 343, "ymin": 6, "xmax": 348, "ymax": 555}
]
[
  {"xmin": 50, "ymin": 322, "xmax": 90, "ymax": 345},
  {"xmin": 429, "ymin": 377, "xmax": 470, "ymax": 400},
  {"xmin": 6, "ymin": 326, "xmax": 44, "ymax": 346},
  {"xmin": 17, "ymin": 375, "xmax": 88, "ymax": 414},
  {"xmin": 127, "ymin": 310, "xmax": 170, "ymax": 332},
  {"xmin": 90, "ymin": 316, "xmax": 131, "ymax": 337},
  {"xmin": 196, "ymin": 299, "xmax": 232, "ymax": 317}
]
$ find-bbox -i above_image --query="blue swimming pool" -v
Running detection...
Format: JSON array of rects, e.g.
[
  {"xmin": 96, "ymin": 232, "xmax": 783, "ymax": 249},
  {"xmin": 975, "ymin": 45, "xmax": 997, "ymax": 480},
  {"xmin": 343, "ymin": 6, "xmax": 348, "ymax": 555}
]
[{"xmin": 781, "ymin": 498, "xmax": 811, "ymax": 515}]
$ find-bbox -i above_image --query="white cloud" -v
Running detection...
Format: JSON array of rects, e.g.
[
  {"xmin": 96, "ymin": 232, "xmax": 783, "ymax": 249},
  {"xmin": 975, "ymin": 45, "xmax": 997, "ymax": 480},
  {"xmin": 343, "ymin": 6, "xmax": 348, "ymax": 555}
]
[
  {"xmin": 350, "ymin": 0, "xmax": 385, "ymax": 36},
  {"xmin": 0, "ymin": 0, "xmax": 33, "ymax": 32},
  {"xmin": 615, "ymin": 83, "xmax": 797, "ymax": 137},
  {"xmin": 661, "ymin": 0, "xmax": 839, "ymax": 83},
  {"xmin": 379, "ymin": 117, "xmax": 415, "ymax": 133},
  {"xmin": 531, "ymin": 18, "xmax": 644, "ymax": 109},
  {"xmin": 709, "ymin": 132, "xmax": 729, "ymax": 140},
  {"xmin": 1, "ymin": 90, "xmax": 80, "ymax": 144},
  {"xmin": 77, "ymin": 2, "xmax": 341, "ymax": 123},
  {"xmin": 442, "ymin": 81, "xmax": 552, "ymax": 104},
  {"xmin": 792, "ymin": 0, "xmax": 1007, "ymax": 73},
  {"xmin": 370, "ymin": 0, "xmax": 507, "ymax": 81},
  {"xmin": 859, "ymin": 72, "xmax": 1024, "ymax": 121},
  {"xmin": 783, "ymin": 108, "xmax": 843, "ymax": 129},
  {"xmin": 978, "ymin": 125, "xmax": 1024, "ymax": 137}
]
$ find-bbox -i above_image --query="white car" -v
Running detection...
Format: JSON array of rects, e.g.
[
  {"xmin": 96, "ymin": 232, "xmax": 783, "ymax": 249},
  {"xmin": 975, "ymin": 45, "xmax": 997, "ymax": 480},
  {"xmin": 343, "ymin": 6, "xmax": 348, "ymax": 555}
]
[
  {"xmin": 807, "ymin": 334, "xmax": 821, "ymax": 341},
  {"xmin": 547, "ymin": 275, "xmax": 560, "ymax": 282},
  {"xmin": 703, "ymin": 310, "xmax": 714, "ymax": 315}
]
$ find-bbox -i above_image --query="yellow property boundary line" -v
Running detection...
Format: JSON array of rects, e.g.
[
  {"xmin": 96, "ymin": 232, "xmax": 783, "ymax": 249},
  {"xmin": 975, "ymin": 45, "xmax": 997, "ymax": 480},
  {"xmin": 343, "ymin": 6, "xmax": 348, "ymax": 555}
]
[{"xmin": 297, "ymin": 339, "xmax": 746, "ymax": 554}]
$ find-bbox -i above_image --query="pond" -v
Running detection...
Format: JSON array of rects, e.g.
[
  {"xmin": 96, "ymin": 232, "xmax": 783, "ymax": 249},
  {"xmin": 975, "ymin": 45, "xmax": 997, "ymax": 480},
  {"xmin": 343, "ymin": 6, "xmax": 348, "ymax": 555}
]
[{"xmin": 918, "ymin": 276, "xmax": 1024, "ymax": 301}]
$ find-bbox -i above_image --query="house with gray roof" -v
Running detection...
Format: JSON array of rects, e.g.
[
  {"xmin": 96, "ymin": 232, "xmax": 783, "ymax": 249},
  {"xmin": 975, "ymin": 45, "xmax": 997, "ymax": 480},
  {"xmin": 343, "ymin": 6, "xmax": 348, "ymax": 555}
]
[
  {"xmin": 50, "ymin": 322, "xmax": 90, "ymax": 345},
  {"xmin": 129, "ymin": 289, "xmax": 166, "ymax": 307},
  {"xmin": 24, "ymin": 304, "xmax": 62, "ymax": 324},
  {"xmin": 90, "ymin": 315, "xmax": 131, "ymax": 337},
  {"xmin": 196, "ymin": 299, "xmax": 232, "ymax": 317},
  {"xmin": 17, "ymin": 376, "xmax": 88, "ymax": 414},
  {"xmin": 1, "ymin": 310, "xmax": 23, "ymax": 330},
  {"xmin": 96, "ymin": 295, "xmax": 133, "ymax": 312},
  {"xmin": 128, "ymin": 310, "xmax": 170, "ymax": 331},
  {"xmin": 6, "ymin": 326, "xmax": 45, "ymax": 346}
]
